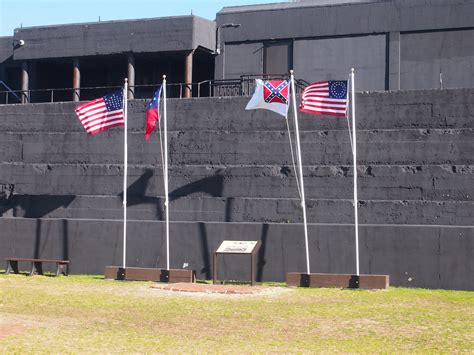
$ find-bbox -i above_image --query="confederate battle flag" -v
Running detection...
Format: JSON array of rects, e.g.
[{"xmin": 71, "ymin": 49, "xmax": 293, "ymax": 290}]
[{"xmin": 245, "ymin": 79, "xmax": 290, "ymax": 117}]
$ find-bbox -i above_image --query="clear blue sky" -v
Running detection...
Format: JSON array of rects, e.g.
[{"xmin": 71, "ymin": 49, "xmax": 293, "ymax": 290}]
[{"xmin": 0, "ymin": 0, "xmax": 279, "ymax": 36}]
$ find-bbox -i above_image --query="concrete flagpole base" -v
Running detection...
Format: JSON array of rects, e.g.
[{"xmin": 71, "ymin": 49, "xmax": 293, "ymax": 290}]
[
  {"xmin": 286, "ymin": 272, "xmax": 389, "ymax": 289},
  {"xmin": 104, "ymin": 266, "xmax": 195, "ymax": 283}
]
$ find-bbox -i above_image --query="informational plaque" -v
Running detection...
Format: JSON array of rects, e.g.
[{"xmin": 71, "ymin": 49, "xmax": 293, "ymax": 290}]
[
  {"xmin": 214, "ymin": 240, "xmax": 261, "ymax": 286},
  {"xmin": 216, "ymin": 240, "xmax": 259, "ymax": 254}
]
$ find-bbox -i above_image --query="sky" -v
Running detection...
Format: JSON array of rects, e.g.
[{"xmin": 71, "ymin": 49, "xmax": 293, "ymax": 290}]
[{"xmin": 0, "ymin": 0, "xmax": 280, "ymax": 36}]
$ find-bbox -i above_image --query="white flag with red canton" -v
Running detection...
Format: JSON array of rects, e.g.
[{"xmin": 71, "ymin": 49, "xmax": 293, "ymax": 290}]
[
  {"xmin": 245, "ymin": 79, "xmax": 290, "ymax": 117},
  {"xmin": 74, "ymin": 90, "xmax": 124, "ymax": 135},
  {"xmin": 299, "ymin": 81, "xmax": 348, "ymax": 117}
]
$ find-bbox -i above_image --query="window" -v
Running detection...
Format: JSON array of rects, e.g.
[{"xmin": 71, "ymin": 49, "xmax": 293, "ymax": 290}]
[{"xmin": 264, "ymin": 41, "xmax": 293, "ymax": 75}]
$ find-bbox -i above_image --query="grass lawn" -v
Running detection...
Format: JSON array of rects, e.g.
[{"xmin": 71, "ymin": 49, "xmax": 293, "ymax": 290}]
[{"xmin": 0, "ymin": 274, "xmax": 473, "ymax": 353}]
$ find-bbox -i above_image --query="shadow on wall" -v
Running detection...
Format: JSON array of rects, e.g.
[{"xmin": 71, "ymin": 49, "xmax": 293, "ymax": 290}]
[
  {"xmin": 30, "ymin": 219, "xmax": 70, "ymax": 267},
  {"xmin": 169, "ymin": 174, "xmax": 225, "ymax": 201},
  {"xmin": 257, "ymin": 223, "xmax": 269, "ymax": 282},
  {"xmin": 119, "ymin": 169, "xmax": 164, "ymax": 220},
  {"xmin": 0, "ymin": 195, "xmax": 76, "ymax": 218},
  {"xmin": 1, "ymin": 181, "xmax": 76, "ymax": 218},
  {"xmin": 0, "ymin": 183, "xmax": 75, "ymax": 263},
  {"xmin": 121, "ymin": 168, "xmax": 227, "ymax": 220},
  {"xmin": 120, "ymin": 169, "xmax": 265, "ymax": 280}
]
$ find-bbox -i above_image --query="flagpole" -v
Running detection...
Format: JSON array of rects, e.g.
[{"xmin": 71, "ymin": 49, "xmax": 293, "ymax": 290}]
[
  {"xmin": 351, "ymin": 68, "xmax": 360, "ymax": 276},
  {"xmin": 162, "ymin": 75, "xmax": 170, "ymax": 270},
  {"xmin": 123, "ymin": 78, "xmax": 128, "ymax": 269},
  {"xmin": 290, "ymin": 70, "xmax": 311, "ymax": 275}
]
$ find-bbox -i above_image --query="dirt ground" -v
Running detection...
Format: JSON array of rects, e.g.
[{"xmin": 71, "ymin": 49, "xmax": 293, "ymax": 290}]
[
  {"xmin": 0, "ymin": 282, "xmax": 290, "ymax": 340},
  {"xmin": 0, "ymin": 324, "xmax": 31, "ymax": 341},
  {"xmin": 150, "ymin": 282, "xmax": 288, "ymax": 295}
]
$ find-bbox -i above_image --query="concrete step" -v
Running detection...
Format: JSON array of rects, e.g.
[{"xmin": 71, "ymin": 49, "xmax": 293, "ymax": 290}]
[
  {"xmin": 1, "ymin": 128, "xmax": 472, "ymax": 165},
  {"xmin": 1, "ymin": 89, "xmax": 473, "ymax": 133},
  {"xmin": 1, "ymin": 195, "xmax": 473, "ymax": 225},
  {"xmin": 1, "ymin": 163, "xmax": 472, "ymax": 201}
]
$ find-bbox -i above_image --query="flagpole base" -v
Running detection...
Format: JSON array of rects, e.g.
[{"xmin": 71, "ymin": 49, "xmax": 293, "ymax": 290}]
[
  {"xmin": 286, "ymin": 272, "xmax": 389, "ymax": 289},
  {"xmin": 104, "ymin": 266, "xmax": 196, "ymax": 283}
]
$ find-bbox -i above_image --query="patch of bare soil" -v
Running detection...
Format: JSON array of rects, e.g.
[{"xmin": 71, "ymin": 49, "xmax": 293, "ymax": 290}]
[
  {"xmin": 0, "ymin": 324, "xmax": 31, "ymax": 340},
  {"xmin": 150, "ymin": 282, "xmax": 292, "ymax": 297}
]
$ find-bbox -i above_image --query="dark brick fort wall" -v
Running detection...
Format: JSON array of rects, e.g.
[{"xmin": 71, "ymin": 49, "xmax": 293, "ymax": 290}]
[{"xmin": 0, "ymin": 89, "xmax": 473, "ymax": 290}]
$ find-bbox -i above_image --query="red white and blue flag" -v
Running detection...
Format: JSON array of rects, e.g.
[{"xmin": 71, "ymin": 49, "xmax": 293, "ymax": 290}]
[
  {"xmin": 246, "ymin": 79, "xmax": 290, "ymax": 117},
  {"xmin": 299, "ymin": 81, "xmax": 348, "ymax": 117},
  {"xmin": 145, "ymin": 86, "xmax": 162, "ymax": 141},
  {"xmin": 74, "ymin": 90, "xmax": 124, "ymax": 135}
]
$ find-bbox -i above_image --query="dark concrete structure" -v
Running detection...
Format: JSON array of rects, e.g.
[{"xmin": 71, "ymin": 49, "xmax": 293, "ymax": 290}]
[
  {"xmin": 1, "ymin": 0, "xmax": 474, "ymax": 103},
  {"xmin": 216, "ymin": 0, "xmax": 474, "ymax": 91},
  {"xmin": 0, "ymin": 89, "xmax": 473, "ymax": 290},
  {"xmin": 0, "ymin": 16, "xmax": 216, "ymax": 103},
  {"xmin": 0, "ymin": 0, "xmax": 473, "ymax": 290}
]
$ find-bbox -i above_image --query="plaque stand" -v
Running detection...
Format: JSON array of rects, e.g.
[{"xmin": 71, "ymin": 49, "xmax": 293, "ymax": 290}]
[{"xmin": 213, "ymin": 241, "xmax": 261, "ymax": 286}]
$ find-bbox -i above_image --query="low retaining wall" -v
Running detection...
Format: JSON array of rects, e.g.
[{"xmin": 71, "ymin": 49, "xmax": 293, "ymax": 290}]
[{"xmin": 1, "ymin": 89, "xmax": 473, "ymax": 289}]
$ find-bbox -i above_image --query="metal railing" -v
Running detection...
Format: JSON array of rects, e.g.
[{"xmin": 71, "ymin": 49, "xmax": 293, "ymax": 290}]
[
  {"xmin": 0, "ymin": 81, "xmax": 22, "ymax": 104},
  {"xmin": 0, "ymin": 74, "xmax": 309, "ymax": 105}
]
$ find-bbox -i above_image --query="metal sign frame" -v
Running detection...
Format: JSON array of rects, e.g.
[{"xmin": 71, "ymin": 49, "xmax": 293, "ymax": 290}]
[{"xmin": 213, "ymin": 240, "xmax": 261, "ymax": 286}]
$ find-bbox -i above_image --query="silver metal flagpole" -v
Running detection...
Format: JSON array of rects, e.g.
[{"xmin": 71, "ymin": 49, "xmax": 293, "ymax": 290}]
[
  {"xmin": 123, "ymin": 78, "xmax": 128, "ymax": 269},
  {"xmin": 163, "ymin": 75, "xmax": 170, "ymax": 270},
  {"xmin": 351, "ymin": 68, "xmax": 360, "ymax": 276},
  {"xmin": 290, "ymin": 70, "xmax": 311, "ymax": 275}
]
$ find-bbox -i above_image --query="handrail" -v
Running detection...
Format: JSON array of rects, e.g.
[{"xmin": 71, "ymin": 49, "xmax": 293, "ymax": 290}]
[
  {"xmin": 0, "ymin": 80, "xmax": 22, "ymax": 103},
  {"xmin": 0, "ymin": 75, "xmax": 310, "ymax": 104}
]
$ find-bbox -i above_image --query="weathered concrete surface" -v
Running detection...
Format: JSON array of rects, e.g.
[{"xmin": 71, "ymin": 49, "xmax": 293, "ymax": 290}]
[
  {"xmin": 13, "ymin": 16, "xmax": 216, "ymax": 60},
  {"xmin": 1, "ymin": 128, "xmax": 470, "ymax": 165},
  {"xmin": 0, "ymin": 88, "xmax": 473, "ymax": 289},
  {"xmin": 216, "ymin": 0, "xmax": 474, "ymax": 90},
  {"xmin": 2, "ymin": 195, "xmax": 473, "ymax": 226},
  {"xmin": 400, "ymin": 29, "xmax": 474, "ymax": 90},
  {"xmin": 0, "ymin": 218, "xmax": 472, "ymax": 290},
  {"xmin": 0, "ymin": 36, "xmax": 13, "ymax": 64},
  {"xmin": 1, "ymin": 90, "xmax": 473, "ymax": 132},
  {"xmin": 1, "ymin": 163, "xmax": 472, "ymax": 201},
  {"xmin": 218, "ymin": 0, "xmax": 474, "ymax": 39}
]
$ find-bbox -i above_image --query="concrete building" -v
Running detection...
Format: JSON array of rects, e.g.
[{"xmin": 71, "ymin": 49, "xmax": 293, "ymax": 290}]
[
  {"xmin": 215, "ymin": 0, "xmax": 474, "ymax": 90},
  {"xmin": 0, "ymin": 16, "xmax": 216, "ymax": 103},
  {"xmin": 1, "ymin": 0, "xmax": 474, "ymax": 103}
]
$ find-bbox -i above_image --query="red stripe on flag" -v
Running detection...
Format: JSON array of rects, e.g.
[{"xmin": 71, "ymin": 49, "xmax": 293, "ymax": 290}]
[
  {"xmin": 302, "ymin": 98, "xmax": 347, "ymax": 106},
  {"xmin": 88, "ymin": 122, "xmax": 125, "ymax": 135},
  {"xmin": 299, "ymin": 107, "xmax": 346, "ymax": 117}
]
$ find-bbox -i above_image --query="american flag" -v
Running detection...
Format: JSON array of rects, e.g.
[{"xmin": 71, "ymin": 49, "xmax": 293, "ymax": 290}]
[
  {"xmin": 299, "ymin": 81, "xmax": 348, "ymax": 117},
  {"xmin": 74, "ymin": 90, "xmax": 124, "ymax": 135}
]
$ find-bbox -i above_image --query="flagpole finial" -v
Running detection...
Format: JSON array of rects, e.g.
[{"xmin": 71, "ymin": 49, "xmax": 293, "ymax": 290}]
[
  {"xmin": 290, "ymin": 69, "xmax": 294, "ymax": 75},
  {"xmin": 124, "ymin": 78, "xmax": 128, "ymax": 83},
  {"xmin": 351, "ymin": 68, "xmax": 355, "ymax": 73},
  {"xmin": 163, "ymin": 74, "xmax": 166, "ymax": 80}
]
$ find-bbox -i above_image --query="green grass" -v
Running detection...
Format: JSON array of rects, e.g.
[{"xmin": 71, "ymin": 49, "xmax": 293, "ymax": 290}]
[{"xmin": 0, "ymin": 274, "xmax": 473, "ymax": 353}]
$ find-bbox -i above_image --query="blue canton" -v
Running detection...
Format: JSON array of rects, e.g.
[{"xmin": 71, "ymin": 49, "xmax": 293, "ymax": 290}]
[
  {"xmin": 328, "ymin": 81, "xmax": 348, "ymax": 99},
  {"xmin": 103, "ymin": 90, "xmax": 124, "ymax": 112},
  {"xmin": 147, "ymin": 87, "xmax": 162, "ymax": 110}
]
